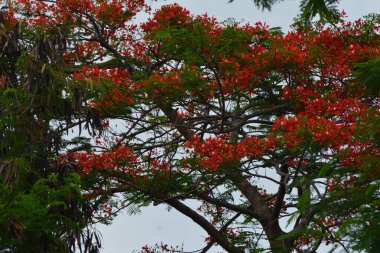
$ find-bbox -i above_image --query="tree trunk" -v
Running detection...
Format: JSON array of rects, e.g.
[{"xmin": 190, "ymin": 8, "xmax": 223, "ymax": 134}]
[
  {"xmin": 269, "ymin": 238, "xmax": 293, "ymax": 253},
  {"xmin": 264, "ymin": 220, "xmax": 294, "ymax": 253}
]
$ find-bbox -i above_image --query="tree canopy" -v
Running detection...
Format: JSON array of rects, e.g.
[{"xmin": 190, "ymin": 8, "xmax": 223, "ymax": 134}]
[{"xmin": 0, "ymin": 0, "xmax": 379, "ymax": 253}]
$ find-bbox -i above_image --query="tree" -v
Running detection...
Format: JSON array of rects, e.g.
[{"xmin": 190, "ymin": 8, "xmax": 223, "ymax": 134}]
[
  {"xmin": 0, "ymin": 4, "xmax": 102, "ymax": 253},
  {"xmin": 230, "ymin": 0, "xmax": 342, "ymax": 23},
  {"xmin": 2, "ymin": 1, "xmax": 379, "ymax": 252}
]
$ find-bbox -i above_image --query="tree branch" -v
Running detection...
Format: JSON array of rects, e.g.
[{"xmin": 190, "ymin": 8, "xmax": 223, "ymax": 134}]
[
  {"xmin": 165, "ymin": 199, "xmax": 244, "ymax": 253},
  {"xmin": 159, "ymin": 104, "xmax": 195, "ymax": 140},
  {"xmin": 200, "ymin": 213, "xmax": 241, "ymax": 253},
  {"xmin": 272, "ymin": 164, "xmax": 289, "ymax": 220},
  {"xmin": 195, "ymin": 192, "xmax": 259, "ymax": 219}
]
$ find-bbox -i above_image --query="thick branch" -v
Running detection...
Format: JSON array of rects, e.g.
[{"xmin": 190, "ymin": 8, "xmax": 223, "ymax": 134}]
[
  {"xmin": 200, "ymin": 213, "xmax": 241, "ymax": 253},
  {"xmin": 229, "ymin": 175, "xmax": 270, "ymax": 223},
  {"xmin": 227, "ymin": 171, "xmax": 292, "ymax": 252},
  {"xmin": 165, "ymin": 199, "xmax": 244, "ymax": 253},
  {"xmin": 159, "ymin": 104, "xmax": 194, "ymax": 140},
  {"xmin": 272, "ymin": 164, "xmax": 289, "ymax": 220}
]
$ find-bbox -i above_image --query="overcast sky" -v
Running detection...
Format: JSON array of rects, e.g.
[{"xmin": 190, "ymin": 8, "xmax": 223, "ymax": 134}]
[{"xmin": 98, "ymin": 1, "xmax": 380, "ymax": 252}]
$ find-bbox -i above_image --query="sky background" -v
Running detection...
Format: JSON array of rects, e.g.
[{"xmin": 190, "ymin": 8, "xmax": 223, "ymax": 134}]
[{"xmin": 98, "ymin": 1, "xmax": 380, "ymax": 252}]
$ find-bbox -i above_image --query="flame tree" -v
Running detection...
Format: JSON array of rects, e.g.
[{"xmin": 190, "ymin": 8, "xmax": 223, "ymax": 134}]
[{"xmin": 0, "ymin": 1, "xmax": 379, "ymax": 252}]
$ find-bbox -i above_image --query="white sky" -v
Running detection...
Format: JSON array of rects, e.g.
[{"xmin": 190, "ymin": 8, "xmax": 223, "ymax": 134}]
[{"xmin": 98, "ymin": 1, "xmax": 380, "ymax": 252}]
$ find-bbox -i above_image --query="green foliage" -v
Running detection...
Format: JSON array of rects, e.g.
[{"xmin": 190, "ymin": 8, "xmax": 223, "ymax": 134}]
[
  {"xmin": 248, "ymin": 0, "xmax": 284, "ymax": 11},
  {"xmin": 0, "ymin": 173, "xmax": 81, "ymax": 251},
  {"xmin": 300, "ymin": 0, "xmax": 339, "ymax": 22},
  {"xmin": 229, "ymin": 0, "xmax": 341, "ymax": 22},
  {"xmin": 0, "ymin": 12, "xmax": 103, "ymax": 253},
  {"xmin": 328, "ymin": 181, "xmax": 380, "ymax": 252},
  {"xmin": 354, "ymin": 57, "xmax": 380, "ymax": 96}
]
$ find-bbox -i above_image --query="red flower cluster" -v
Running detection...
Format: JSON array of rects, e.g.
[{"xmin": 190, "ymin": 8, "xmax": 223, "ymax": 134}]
[
  {"xmin": 13, "ymin": 0, "xmax": 149, "ymax": 27},
  {"xmin": 141, "ymin": 3, "xmax": 192, "ymax": 33},
  {"xmin": 73, "ymin": 144, "xmax": 137, "ymax": 174},
  {"xmin": 185, "ymin": 135, "xmax": 274, "ymax": 170}
]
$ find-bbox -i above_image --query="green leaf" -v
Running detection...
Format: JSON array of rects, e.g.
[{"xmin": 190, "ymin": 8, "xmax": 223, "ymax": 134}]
[
  {"xmin": 317, "ymin": 159, "xmax": 336, "ymax": 177},
  {"xmin": 300, "ymin": 0, "xmax": 340, "ymax": 22},
  {"xmin": 354, "ymin": 57, "xmax": 380, "ymax": 96}
]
